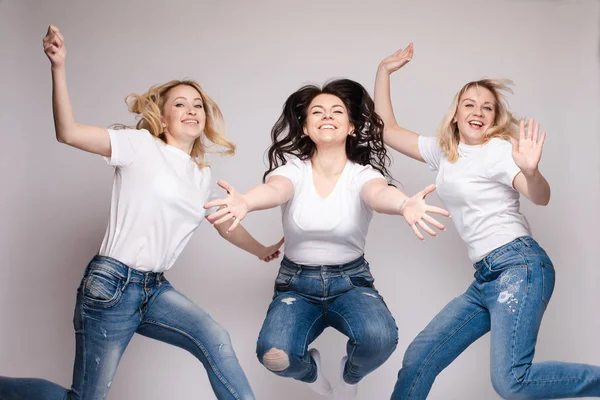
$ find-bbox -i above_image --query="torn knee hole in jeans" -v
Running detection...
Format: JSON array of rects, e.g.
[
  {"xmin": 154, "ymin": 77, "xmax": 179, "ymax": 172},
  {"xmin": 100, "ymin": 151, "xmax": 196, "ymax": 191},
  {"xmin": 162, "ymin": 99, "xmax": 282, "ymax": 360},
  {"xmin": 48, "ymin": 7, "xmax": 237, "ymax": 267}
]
[{"xmin": 263, "ymin": 348, "xmax": 289, "ymax": 372}]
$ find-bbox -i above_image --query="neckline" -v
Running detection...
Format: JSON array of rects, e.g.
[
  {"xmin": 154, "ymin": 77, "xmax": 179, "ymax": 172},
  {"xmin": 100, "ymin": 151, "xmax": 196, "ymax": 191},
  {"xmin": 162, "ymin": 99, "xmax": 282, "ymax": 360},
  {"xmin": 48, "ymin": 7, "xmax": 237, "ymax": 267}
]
[{"xmin": 309, "ymin": 159, "xmax": 349, "ymax": 200}]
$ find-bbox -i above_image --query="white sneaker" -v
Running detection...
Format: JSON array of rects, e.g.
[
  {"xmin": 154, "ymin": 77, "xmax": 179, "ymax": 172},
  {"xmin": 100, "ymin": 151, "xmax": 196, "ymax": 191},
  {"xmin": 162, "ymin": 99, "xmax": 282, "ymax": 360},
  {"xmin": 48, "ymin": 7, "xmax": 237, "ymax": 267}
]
[
  {"xmin": 306, "ymin": 348, "xmax": 333, "ymax": 397},
  {"xmin": 333, "ymin": 356, "xmax": 358, "ymax": 400}
]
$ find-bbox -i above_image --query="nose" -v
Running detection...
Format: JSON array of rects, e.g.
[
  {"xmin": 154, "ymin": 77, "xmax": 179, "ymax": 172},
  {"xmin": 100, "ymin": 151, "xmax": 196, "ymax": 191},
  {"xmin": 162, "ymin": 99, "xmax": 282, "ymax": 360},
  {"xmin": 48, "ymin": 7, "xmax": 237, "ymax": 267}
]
[
  {"xmin": 187, "ymin": 106, "xmax": 197, "ymax": 115},
  {"xmin": 322, "ymin": 110, "xmax": 333, "ymax": 119}
]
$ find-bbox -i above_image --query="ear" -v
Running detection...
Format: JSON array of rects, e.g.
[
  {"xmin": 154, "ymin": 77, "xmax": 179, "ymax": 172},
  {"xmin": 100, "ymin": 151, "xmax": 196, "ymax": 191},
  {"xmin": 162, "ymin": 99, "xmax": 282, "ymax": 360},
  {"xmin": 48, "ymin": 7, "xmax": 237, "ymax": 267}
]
[
  {"xmin": 452, "ymin": 115, "xmax": 457, "ymax": 124},
  {"xmin": 348, "ymin": 123, "xmax": 356, "ymax": 137},
  {"xmin": 302, "ymin": 125, "xmax": 308, "ymax": 136}
]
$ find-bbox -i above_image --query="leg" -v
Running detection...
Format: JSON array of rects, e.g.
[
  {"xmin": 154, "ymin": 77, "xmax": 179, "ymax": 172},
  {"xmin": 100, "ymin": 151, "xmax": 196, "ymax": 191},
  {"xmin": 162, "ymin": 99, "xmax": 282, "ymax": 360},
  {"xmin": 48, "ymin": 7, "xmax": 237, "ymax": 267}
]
[
  {"xmin": 0, "ymin": 263, "xmax": 140, "ymax": 400},
  {"xmin": 256, "ymin": 291, "xmax": 326, "ymax": 383},
  {"xmin": 137, "ymin": 283, "xmax": 255, "ymax": 400},
  {"xmin": 391, "ymin": 282, "xmax": 490, "ymax": 400},
  {"xmin": 487, "ymin": 254, "xmax": 600, "ymax": 399},
  {"xmin": 328, "ymin": 287, "xmax": 399, "ymax": 385}
]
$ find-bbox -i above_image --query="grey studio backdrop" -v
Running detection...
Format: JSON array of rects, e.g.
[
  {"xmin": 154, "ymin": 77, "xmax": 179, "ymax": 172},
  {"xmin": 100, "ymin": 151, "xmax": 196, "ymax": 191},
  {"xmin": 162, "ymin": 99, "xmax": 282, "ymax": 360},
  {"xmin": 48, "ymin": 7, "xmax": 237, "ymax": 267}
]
[{"xmin": 1, "ymin": 0, "xmax": 599, "ymax": 399}]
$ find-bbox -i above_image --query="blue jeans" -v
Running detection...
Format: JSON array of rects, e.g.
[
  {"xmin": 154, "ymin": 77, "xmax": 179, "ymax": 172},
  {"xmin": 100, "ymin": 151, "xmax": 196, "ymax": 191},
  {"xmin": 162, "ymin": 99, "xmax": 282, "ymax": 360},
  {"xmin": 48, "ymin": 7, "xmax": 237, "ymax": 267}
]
[
  {"xmin": 0, "ymin": 256, "xmax": 254, "ymax": 400},
  {"xmin": 256, "ymin": 255, "xmax": 398, "ymax": 384},
  {"xmin": 391, "ymin": 236, "xmax": 600, "ymax": 399}
]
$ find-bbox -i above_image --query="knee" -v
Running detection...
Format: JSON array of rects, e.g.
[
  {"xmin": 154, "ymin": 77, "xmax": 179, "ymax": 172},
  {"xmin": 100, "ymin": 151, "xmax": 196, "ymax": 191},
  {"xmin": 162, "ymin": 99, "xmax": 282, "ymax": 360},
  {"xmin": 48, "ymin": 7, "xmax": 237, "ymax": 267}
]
[
  {"xmin": 261, "ymin": 348, "xmax": 290, "ymax": 372},
  {"xmin": 491, "ymin": 374, "xmax": 526, "ymax": 400},
  {"xmin": 359, "ymin": 324, "xmax": 399, "ymax": 357}
]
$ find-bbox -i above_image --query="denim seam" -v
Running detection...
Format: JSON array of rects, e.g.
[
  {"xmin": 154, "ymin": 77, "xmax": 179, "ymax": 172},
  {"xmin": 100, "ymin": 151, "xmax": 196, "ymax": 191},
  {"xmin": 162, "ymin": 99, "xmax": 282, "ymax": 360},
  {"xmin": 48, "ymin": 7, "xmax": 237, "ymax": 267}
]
[
  {"xmin": 328, "ymin": 309, "xmax": 357, "ymax": 383},
  {"xmin": 301, "ymin": 315, "xmax": 326, "ymax": 383},
  {"xmin": 143, "ymin": 319, "xmax": 242, "ymax": 400},
  {"xmin": 406, "ymin": 308, "xmax": 486, "ymax": 399}
]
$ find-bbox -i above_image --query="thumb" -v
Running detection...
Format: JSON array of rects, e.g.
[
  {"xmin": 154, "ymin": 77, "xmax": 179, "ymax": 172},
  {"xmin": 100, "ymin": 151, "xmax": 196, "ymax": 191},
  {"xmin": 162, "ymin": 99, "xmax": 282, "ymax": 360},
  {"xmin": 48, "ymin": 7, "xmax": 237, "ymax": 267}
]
[
  {"xmin": 420, "ymin": 184, "xmax": 436, "ymax": 198},
  {"xmin": 217, "ymin": 180, "xmax": 233, "ymax": 194},
  {"xmin": 48, "ymin": 25, "xmax": 58, "ymax": 35},
  {"xmin": 277, "ymin": 237, "xmax": 285, "ymax": 248}
]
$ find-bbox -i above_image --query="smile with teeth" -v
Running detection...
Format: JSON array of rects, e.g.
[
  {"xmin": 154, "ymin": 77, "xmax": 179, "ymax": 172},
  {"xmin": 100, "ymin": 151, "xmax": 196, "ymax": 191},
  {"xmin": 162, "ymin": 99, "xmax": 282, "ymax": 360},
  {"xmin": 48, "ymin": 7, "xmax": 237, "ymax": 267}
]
[
  {"xmin": 469, "ymin": 121, "xmax": 483, "ymax": 128},
  {"xmin": 182, "ymin": 120, "xmax": 199, "ymax": 124},
  {"xmin": 320, "ymin": 124, "xmax": 336, "ymax": 129}
]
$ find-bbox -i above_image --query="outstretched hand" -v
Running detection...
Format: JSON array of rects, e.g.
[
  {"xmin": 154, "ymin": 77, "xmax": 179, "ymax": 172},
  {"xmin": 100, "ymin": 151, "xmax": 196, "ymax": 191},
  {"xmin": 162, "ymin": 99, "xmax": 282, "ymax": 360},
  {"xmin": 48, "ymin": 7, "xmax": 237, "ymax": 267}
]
[
  {"xmin": 510, "ymin": 118, "xmax": 546, "ymax": 176},
  {"xmin": 43, "ymin": 25, "xmax": 66, "ymax": 68},
  {"xmin": 205, "ymin": 180, "xmax": 248, "ymax": 232},
  {"xmin": 378, "ymin": 42, "xmax": 414, "ymax": 75},
  {"xmin": 402, "ymin": 184, "xmax": 450, "ymax": 240}
]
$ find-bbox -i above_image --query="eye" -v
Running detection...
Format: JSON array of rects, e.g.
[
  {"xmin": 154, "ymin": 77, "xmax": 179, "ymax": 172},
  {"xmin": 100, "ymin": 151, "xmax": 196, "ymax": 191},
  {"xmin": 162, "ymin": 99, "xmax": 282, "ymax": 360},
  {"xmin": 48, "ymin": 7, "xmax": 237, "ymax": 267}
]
[
  {"xmin": 483, "ymin": 106, "xmax": 493, "ymax": 111},
  {"xmin": 465, "ymin": 104, "xmax": 474, "ymax": 108},
  {"xmin": 333, "ymin": 110, "xmax": 344, "ymax": 114},
  {"xmin": 175, "ymin": 103, "xmax": 184, "ymax": 108},
  {"xmin": 195, "ymin": 104, "xmax": 203, "ymax": 109},
  {"xmin": 312, "ymin": 110, "xmax": 322, "ymax": 115}
]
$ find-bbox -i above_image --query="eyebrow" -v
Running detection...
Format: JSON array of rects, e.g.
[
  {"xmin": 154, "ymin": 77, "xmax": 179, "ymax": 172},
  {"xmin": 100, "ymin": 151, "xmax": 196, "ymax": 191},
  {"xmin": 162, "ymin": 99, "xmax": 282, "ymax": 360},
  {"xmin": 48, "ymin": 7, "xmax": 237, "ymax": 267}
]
[
  {"xmin": 173, "ymin": 96, "xmax": 203, "ymax": 103},
  {"xmin": 462, "ymin": 98, "xmax": 494, "ymax": 106},
  {"xmin": 310, "ymin": 104, "xmax": 345, "ymax": 110}
]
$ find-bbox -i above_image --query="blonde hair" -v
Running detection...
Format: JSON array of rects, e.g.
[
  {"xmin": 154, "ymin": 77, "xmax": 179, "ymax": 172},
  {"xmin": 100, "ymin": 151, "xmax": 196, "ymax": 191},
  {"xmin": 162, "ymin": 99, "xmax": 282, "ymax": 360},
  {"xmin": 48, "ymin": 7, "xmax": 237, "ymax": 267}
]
[
  {"xmin": 437, "ymin": 79, "xmax": 519, "ymax": 163},
  {"xmin": 124, "ymin": 80, "xmax": 235, "ymax": 167}
]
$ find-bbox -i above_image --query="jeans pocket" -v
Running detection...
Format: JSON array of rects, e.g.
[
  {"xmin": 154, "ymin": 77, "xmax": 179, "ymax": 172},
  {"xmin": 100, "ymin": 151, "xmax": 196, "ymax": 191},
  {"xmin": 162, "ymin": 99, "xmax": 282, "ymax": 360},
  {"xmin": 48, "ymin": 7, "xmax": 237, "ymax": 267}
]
[
  {"xmin": 540, "ymin": 261, "xmax": 555, "ymax": 307},
  {"xmin": 82, "ymin": 267, "xmax": 123, "ymax": 308},
  {"xmin": 344, "ymin": 265, "xmax": 375, "ymax": 289},
  {"xmin": 274, "ymin": 267, "xmax": 297, "ymax": 290}
]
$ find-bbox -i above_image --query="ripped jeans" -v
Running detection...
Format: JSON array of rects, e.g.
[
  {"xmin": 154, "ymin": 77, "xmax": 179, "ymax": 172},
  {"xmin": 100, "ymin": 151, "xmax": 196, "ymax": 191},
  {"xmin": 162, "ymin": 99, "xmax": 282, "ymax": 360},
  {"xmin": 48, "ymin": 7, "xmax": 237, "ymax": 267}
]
[
  {"xmin": 392, "ymin": 236, "xmax": 600, "ymax": 399},
  {"xmin": 0, "ymin": 255, "xmax": 254, "ymax": 400},
  {"xmin": 256, "ymin": 255, "xmax": 398, "ymax": 385}
]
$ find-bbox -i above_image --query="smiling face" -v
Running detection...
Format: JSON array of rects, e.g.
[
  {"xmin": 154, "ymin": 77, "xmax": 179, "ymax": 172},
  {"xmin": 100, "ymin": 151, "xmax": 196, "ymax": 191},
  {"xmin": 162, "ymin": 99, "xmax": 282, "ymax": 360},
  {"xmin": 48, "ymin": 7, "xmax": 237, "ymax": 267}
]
[
  {"xmin": 302, "ymin": 93, "xmax": 353, "ymax": 148},
  {"xmin": 453, "ymin": 85, "xmax": 497, "ymax": 145},
  {"xmin": 161, "ymin": 84, "xmax": 207, "ymax": 146}
]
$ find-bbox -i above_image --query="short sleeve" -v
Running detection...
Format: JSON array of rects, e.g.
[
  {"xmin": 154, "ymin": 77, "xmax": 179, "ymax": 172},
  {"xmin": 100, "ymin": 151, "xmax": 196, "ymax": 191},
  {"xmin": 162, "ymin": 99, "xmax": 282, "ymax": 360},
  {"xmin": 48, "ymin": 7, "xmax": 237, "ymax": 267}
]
[
  {"xmin": 104, "ymin": 128, "xmax": 153, "ymax": 167},
  {"xmin": 353, "ymin": 164, "xmax": 386, "ymax": 190},
  {"xmin": 266, "ymin": 157, "xmax": 304, "ymax": 187},
  {"xmin": 417, "ymin": 135, "xmax": 443, "ymax": 171},
  {"xmin": 487, "ymin": 139, "xmax": 521, "ymax": 188}
]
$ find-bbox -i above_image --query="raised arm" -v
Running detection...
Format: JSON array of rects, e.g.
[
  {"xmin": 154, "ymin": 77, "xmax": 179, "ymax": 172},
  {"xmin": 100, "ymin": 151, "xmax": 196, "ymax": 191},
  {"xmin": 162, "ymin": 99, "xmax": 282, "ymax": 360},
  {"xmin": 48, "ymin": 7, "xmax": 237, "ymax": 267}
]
[
  {"xmin": 511, "ymin": 119, "xmax": 551, "ymax": 206},
  {"xmin": 43, "ymin": 25, "xmax": 111, "ymax": 156},
  {"xmin": 204, "ymin": 176, "xmax": 294, "ymax": 232},
  {"xmin": 374, "ymin": 43, "xmax": 424, "ymax": 162},
  {"xmin": 361, "ymin": 178, "xmax": 450, "ymax": 240}
]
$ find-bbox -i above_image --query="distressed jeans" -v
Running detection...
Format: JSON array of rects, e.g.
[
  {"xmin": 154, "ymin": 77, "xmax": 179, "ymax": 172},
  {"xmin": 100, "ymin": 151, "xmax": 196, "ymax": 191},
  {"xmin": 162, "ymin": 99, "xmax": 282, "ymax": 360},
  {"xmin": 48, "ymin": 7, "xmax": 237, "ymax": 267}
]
[
  {"xmin": 391, "ymin": 236, "xmax": 600, "ymax": 399},
  {"xmin": 0, "ymin": 255, "xmax": 255, "ymax": 400},
  {"xmin": 256, "ymin": 255, "xmax": 398, "ymax": 384}
]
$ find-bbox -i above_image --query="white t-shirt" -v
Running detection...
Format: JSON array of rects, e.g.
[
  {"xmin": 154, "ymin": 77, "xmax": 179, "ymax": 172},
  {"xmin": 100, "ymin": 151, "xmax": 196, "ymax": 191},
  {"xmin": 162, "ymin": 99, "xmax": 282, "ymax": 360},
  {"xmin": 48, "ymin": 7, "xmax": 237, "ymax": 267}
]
[
  {"xmin": 98, "ymin": 128, "xmax": 213, "ymax": 272},
  {"xmin": 418, "ymin": 136, "xmax": 531, "ymax": 263},
  {"xmin": 268, "ymin": 157, "xmax": 385, "ymax": 265}
]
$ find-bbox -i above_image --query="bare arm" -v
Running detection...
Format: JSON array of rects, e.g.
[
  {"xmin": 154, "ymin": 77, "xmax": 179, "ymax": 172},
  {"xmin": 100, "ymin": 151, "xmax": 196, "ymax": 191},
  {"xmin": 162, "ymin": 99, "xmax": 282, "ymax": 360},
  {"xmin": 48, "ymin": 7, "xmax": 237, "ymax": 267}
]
[
  {"xmin": 374, "ymin": 43, "xmax": 424, "ymax": 162},
  {"xmin": 212, "ymin": 218, "xmax": 284, "ymax": 262},
  {"xmin": 205, "ymin": 176, "xmax": 294, "ymax": 232},
  {"xmin": 510, "ymin": 119, "xmax": 551, "ymax": 206},
  {"xmin": 43, "ymin": 25, "xmax": 111, "ymax": 156},
  {"xmin": 360, "ymin": 178, "xmax": 450, "ymax": 240}
]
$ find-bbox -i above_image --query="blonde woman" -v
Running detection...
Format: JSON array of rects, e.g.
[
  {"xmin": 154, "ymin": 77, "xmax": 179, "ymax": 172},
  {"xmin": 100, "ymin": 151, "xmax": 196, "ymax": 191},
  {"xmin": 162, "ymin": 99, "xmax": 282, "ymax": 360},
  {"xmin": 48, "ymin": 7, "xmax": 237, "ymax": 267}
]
[
  {"xmin": 0, "ymin": 26, "xmax": 282, "ymax": 400},
  {"xmin": 375, "ymin": 43, "xmax": 600, "ymax": 399}
]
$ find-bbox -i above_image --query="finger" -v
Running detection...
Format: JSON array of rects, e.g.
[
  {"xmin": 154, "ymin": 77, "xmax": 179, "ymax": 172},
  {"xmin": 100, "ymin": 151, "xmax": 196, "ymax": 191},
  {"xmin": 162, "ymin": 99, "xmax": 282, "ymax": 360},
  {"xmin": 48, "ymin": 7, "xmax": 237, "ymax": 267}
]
[
  {"xmin": 426, "ymin": 205, "xmax": 450, "ymax": 216},
  {"xmin": 276, "ymin": 237, "xmax": 285, "ymax": 248},
  {"xmin": 407, "ymin": 42, "xmax": 414, "ymax": 59},
  {"xmin": 417, "ymin": 220, "xmax": 437, "ymax": 237},
  {"xmin": 216, "ymin": 180, "xmax": 233, "ymax": 194},
  {"xmin": 214, "ymin": 213, "xmax": 235, "ymax": 226},
  {"xmin": 227, "ymin": 216, "xmax": 241, "ymax": 232},
  {"xmin": 411, "ymin": 224, "xmax": 424, "ymax": 241},
  {"xmin": 423, "ymin": 214, "xmax": 446, "ymax": 231},
  {"xmin": 527, "ymin": 118, "xmax": 534, "ymax": 141},
  {"xmin": 206, "ymin": 207, "xmax": 230, "ymax": 222},
  {"xmin": 47, "ymin": 25, "xmax": 58, "ymax": 35},
  {"xmin": 419, "ymin": 183, "xmax": 437, "ymax": 198},
  {"xmin": 538, "ymin": 131, "xmax": 547, "ymax": 149},
  {"xmin": 204, "ymin": 198, "xmax": 228, "ymax": 209},
  {"xmin": 532, "ymin": 120, "xmax": 540, "ymax": 144}
]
